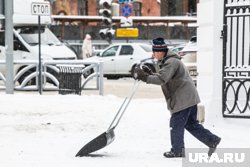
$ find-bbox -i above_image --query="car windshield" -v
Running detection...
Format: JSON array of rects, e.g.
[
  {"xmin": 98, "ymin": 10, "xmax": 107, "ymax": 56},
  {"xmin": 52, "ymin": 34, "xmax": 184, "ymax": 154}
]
[
  {"xmin": 17, "ymin": 26, "xmax": 61, "ymax": 46},
  {"xmin": 139, "ymin": 44, "xmax": 152, "ymax": 52}
]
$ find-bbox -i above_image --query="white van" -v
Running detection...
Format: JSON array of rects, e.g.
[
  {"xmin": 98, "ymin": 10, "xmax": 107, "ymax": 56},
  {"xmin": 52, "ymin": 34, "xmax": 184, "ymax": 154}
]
[
  {"xmin": 0, "ymin": 0, "xmax": 76, "ymax": 85},
  {"xmin": 0, "ymin": 26, "xmax": 76, "ymax": 61}
]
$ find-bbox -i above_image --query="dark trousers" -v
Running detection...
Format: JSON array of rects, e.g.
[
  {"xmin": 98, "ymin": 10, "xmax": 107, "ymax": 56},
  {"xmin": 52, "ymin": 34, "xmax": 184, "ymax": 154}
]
[{"xmin": 170, "ymin": 105, "xmax": 220, "ymax": 153}]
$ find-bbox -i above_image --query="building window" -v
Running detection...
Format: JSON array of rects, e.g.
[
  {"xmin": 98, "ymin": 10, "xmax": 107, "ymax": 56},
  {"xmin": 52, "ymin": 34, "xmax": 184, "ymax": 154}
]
[
  {"xmin": 188, "ymin": 0, "xmax": 197, "ymax": 16},
  {"xmin": 78, "ymin": 0, "xmax": 88, "ymax": 15},
  {"xmin": 133, "ymin": 1, "xmax": 141, "ymax": 16}
]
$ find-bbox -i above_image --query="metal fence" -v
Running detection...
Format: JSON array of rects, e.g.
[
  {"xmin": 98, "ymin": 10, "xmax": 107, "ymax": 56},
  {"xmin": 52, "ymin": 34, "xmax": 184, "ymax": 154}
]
[
  {"xmin": 222, "ymin": 0, "xmax": 250, "ymax": 118},
  {"xmin": 50, "ymin": 24, "xmax": 197, "ymax": 41},
  {"xmin": 0, "ymin": 60, "xmax": 104, "ymax": 95}
]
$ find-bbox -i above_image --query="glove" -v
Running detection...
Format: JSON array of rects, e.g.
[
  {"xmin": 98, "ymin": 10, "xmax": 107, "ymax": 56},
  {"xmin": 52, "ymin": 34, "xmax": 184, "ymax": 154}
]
[
  {"xmin": 133, "ymin": 66, "xmax": 149, "ymax": 82},
  {"xmin": 141, "ymin": 65, "xmax": 153, "ymax": 75}
]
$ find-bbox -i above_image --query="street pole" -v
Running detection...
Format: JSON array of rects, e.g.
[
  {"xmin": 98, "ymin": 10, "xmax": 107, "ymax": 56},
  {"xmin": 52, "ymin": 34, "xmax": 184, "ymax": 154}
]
[
  {"xmin": 0, "ymin": 0, "xmax": 4, "ymax": 30},
  {"xmin": 5, "ymin": 0, "xmax": 14, "ymax": 94},
  {"xmin": 0, "ymin": 0, "xmax": 3, "ymax": 15},
  {"xmin": 38, "ymin": 15, "xmax": 42, "ymax": 95}
]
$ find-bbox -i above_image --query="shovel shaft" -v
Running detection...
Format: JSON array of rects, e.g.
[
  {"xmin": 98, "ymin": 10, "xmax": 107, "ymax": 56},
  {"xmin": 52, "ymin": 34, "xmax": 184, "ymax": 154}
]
[
  {"xmin": 76, "ymin": 78, "xmax": 142, "ymax": 156},
  {"xmin": 107, "ymin": 80, "xmax": 140, "ymax": 131}
]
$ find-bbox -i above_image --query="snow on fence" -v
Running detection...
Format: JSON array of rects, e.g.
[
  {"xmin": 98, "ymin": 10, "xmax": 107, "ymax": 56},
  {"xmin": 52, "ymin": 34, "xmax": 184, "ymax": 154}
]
[{"xmin": 0, "ymin": 59, "xmax": 104, "ymax": 95}]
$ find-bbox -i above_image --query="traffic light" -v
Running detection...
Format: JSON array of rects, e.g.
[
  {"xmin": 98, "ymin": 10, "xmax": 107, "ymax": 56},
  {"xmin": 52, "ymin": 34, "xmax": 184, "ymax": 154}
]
[
  {"xmin": 99, "ymin": 27, "xmax": 115, "ymax": 42},
  {"xmin": 106, "ymin": 28, "xmax": 115, "ymax": 40},
  {"xmin": 99, "ymin": 28, "xmax": 109, "ymax": 39},
  {"xmin": 99, "ymin": 0, "xmax": 116, "ymax": 42},
  {"xmin": 99, "ymin": 0, "xmax": 112, "ymax": 26}
]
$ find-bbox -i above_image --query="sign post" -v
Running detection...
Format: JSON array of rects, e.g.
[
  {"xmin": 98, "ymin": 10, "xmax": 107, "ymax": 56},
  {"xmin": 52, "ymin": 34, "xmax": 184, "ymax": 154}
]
[
  {"xmin": 31, "ymin": 2, "xmax": 50, "ymax": 95},
  {"xmin": 118, "ymin": 0, "xmax": 136, "ymax": 41}
]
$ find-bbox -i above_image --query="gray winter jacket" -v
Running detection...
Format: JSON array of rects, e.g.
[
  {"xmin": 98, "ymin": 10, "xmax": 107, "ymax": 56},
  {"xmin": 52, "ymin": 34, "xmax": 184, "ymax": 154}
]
[{"xmin": 146, "ymin": 51, "xmax": 200, "ymax": 114}]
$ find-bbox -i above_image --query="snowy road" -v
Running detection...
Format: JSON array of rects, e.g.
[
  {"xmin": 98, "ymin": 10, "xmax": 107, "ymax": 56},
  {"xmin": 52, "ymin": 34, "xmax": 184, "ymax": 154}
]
[{"xmin": 12, "ymin": 77, "xmax": 164, "ymax": 99}]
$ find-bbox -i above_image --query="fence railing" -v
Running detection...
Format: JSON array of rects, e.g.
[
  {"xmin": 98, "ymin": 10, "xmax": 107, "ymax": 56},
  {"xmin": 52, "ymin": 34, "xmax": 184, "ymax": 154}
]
[
  {"xmin": 222, "ymin": 0, "xmax": 250, "ymax": 118},
  {"xmin": 0, "ymin": 59, "xmax": 104, "ymax": 95}
]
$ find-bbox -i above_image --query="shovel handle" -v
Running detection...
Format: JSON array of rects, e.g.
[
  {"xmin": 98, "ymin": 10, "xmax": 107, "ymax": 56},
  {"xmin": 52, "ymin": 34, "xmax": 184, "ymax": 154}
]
[{"xmin": 107, "ymin": 80, "xmax": 140, "ymax": 131}]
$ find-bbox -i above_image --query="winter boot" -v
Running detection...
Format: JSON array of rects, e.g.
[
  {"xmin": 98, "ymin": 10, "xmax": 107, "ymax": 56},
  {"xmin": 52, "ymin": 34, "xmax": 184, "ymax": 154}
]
[
  {"xmin": 208, "ymin": 137, "xmax": 221, "ymax": 156},
  {"xmin": 163, "ymin": 149, "xmax": 185, "ymax": 158}
]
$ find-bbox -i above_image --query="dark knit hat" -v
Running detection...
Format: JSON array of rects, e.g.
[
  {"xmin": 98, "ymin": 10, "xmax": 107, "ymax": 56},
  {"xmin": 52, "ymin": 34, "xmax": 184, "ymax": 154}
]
[{"xmin": 152, "ymin": 37, "xmax": 168, "ymax": 52}]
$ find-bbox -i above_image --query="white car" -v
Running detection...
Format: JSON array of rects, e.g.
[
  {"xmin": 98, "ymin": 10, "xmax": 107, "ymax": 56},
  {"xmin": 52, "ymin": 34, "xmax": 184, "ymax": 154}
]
[{"xmin": 86, "ymin": 43, "xmax": 156, "ymax": 79}]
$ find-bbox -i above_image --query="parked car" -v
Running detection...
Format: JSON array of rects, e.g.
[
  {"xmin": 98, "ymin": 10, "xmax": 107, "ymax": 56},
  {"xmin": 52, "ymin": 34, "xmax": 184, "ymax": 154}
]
[
  {"xmin": 170, "ymin": 43, "xmax": 186, "ymax": 56},
  {"xmin": 178, "ymin": 37, "xmax": 198, "ymax": 85},
  {"xmin": 85, "ymin": 43, "xmax": 156, "ymax": 79}
]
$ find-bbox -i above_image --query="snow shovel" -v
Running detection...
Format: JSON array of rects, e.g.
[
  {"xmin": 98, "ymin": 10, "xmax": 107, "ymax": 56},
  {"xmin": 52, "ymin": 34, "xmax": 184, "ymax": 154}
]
[{"xmin": 75, "ymin": 80, "xmax": 140, "ymax": 157}]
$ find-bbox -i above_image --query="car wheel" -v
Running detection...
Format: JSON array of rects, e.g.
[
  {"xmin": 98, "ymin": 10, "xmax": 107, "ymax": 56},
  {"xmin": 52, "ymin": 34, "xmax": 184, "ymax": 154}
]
[
  {"xmin": 17, "ymin": 68, "xmax": 36, "ymax": 86},
  {"xmin": 131, "ymin": 65, "xmax": 137, "ymax": 79}
]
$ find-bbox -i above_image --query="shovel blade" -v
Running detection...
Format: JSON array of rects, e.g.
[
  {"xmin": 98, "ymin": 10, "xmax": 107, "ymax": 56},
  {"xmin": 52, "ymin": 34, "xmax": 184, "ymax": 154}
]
[{"xmin": 75, "ymin": 128, "xmax": 115, "ymax": 157}]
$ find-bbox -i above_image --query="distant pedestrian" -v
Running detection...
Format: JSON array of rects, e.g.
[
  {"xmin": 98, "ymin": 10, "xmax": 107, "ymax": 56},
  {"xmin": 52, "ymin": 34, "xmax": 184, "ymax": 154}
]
[
  {"xmin": 133, "ymin": 37, "xmax": 221, "ymax": 158},
  {"xmin": 82, "ymin": 34, "xmax": 93, "ymax": 59}
]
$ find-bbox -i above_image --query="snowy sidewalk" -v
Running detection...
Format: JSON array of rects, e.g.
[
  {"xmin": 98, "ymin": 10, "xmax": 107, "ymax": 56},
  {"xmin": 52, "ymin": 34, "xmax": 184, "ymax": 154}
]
[{"xmin": 0, "ymin": 94, "xmax": 249, "ymax": 167}]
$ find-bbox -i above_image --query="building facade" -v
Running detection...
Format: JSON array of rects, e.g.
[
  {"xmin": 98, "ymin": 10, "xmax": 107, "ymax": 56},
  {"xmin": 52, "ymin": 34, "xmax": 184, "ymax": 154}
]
[
  {"xmin": 50, "ymin": 0, "xmax": 197, "ymax": 41},
  {"xmin": 51, "ymin": 0, "xmax": 196, "ymax": 17}
]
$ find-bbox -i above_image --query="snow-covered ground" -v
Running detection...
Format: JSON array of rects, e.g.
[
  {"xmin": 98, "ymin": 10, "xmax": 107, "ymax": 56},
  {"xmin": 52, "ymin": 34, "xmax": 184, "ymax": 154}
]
[{"xmin": 0, "ymin": 87, "xmax": 250, "ymax": 167}]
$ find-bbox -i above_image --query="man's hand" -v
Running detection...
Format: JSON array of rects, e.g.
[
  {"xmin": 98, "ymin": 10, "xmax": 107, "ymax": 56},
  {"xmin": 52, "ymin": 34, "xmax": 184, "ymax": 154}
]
[
  {"xmin": 141, "ymin": 65, "xmax": 153, "ymax": 75},
  {"xmin": 133, "ymin": 66, "xmax": 149, "ymax": 82}
]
